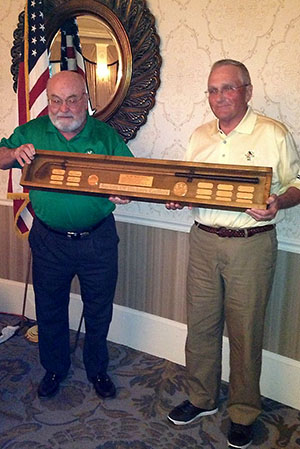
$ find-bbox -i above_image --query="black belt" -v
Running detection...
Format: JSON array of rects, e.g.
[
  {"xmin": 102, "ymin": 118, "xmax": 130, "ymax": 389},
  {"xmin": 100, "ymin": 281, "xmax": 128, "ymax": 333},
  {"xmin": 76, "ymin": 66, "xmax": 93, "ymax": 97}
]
[
  {"xmin": 194, "ymin": 221, "xmax": 274, "ymax": 238},
  {"xmin": 36, "ymin": 216, "xmax": 106, "ymax": 240}
]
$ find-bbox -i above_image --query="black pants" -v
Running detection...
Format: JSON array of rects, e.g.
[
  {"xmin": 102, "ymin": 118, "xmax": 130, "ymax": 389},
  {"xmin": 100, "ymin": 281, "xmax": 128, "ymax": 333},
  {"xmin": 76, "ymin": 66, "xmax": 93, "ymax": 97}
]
[{"xmin": 29, "ymin": 214, "xmax": 119, "ymax": 379}]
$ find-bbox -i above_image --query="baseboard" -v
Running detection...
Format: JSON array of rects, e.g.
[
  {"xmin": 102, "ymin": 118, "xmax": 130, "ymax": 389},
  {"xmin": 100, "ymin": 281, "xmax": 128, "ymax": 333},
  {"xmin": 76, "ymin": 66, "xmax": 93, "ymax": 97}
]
[{"xmin": 0, "ymin": 278, "xmax": 299, "ymax": 410}]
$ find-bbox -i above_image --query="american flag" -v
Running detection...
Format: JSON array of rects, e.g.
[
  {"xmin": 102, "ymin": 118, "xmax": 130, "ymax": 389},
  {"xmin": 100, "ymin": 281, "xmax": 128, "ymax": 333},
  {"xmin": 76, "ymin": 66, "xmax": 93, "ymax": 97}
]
[
  {"xmin": 8, "ymin": 0, "xmax": 50, "ymax": 236},
  {"xmin": 60, "ymin": 18, "xmax": 85, "ymax": 75},
  {"xmin": 60, "ymin": 18, "xmax": 94, "ymax": 115}
]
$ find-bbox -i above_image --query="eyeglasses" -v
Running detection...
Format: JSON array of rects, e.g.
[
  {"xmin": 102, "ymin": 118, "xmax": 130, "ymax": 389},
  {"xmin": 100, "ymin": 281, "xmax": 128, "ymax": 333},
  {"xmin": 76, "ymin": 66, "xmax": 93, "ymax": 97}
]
[
  {"xmin": 48, "ymin": 93, "xmax": 86, "ymax": 109},
  {"xmin": 205, "ymin": 84, "xmax": 251, "ymax": 98}
]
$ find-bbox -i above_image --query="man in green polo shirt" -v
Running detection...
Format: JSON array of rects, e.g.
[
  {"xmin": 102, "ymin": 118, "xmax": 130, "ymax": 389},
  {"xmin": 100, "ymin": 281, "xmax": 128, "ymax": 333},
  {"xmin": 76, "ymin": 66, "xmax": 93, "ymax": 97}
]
[{"xmin": 0, "ymin": 70, "xmax": 133, "ymax": 399}]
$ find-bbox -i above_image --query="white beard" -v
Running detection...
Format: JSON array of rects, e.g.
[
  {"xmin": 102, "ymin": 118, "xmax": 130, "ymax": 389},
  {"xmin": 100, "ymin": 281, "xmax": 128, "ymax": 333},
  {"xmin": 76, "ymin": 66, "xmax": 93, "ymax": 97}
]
[{"xmin": 49, "ymin": 112, "xmax": 86, "ymax": 133}]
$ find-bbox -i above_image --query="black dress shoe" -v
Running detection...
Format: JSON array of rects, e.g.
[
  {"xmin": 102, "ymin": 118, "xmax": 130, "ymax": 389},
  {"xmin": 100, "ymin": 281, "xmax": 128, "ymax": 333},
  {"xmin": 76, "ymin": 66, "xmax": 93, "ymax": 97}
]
[
  {"xmin": 38, "ymin": 372, "xmax": 63, "ymax": 398},
  {"xmin": 89, "ymin": 373, "xmax": 116, "ymax": 398}
]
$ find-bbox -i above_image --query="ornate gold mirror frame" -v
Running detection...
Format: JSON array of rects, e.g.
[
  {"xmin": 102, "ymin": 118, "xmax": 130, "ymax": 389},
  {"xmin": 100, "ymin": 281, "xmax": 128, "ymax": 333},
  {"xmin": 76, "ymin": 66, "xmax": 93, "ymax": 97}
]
[{"xmin": 10, "ymin": 0, "xmax": 161, "ymax": 142}]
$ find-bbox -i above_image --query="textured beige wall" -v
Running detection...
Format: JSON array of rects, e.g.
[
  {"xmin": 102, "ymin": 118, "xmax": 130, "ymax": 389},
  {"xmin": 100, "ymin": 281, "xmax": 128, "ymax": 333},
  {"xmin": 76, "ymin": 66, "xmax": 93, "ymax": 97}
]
[
  {"xmin": 0, "ymin": 1, "xmax": 300, "ymax": 362},
  {"xmin": 113, "ymin": 0, "xmax": 300, "ymax": 242},
  {"xmin": 0, "ymin": 0, "xmax": 24, "ymax": 193}
]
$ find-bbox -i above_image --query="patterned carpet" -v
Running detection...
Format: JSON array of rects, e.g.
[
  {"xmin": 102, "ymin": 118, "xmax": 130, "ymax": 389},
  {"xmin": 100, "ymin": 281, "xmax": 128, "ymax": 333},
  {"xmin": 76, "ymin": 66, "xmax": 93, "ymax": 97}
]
[{"xmin": 1, "ymin": 313, "xmax": 299, "ymax": 449}]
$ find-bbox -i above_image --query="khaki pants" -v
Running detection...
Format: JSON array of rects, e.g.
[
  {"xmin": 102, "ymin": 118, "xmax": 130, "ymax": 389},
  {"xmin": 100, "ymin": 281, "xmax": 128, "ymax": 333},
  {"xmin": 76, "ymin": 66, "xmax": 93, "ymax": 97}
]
[{"xmin": 185, "ymin": 223, "xmax": 277, "ymax": 425}]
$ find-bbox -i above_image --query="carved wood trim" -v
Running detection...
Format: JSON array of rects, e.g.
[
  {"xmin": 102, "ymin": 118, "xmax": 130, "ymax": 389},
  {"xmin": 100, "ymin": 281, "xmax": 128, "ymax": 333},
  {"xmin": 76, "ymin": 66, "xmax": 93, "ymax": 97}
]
[{"xmin": 10, "ymin": 0, "xmax": 161, "ymax": 142}]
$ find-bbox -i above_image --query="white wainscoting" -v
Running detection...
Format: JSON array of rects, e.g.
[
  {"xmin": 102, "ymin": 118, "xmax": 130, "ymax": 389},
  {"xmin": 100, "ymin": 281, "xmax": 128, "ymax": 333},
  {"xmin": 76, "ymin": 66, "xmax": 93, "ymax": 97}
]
[{"xmin": 0, "ymin": 278, "xmax": 299, "ymax": 411}]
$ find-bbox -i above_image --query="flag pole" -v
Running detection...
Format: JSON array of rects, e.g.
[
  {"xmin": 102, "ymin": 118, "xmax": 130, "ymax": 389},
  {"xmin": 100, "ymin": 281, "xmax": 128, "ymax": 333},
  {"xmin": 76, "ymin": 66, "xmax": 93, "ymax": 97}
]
[
  {"xmin": 24, "ymin": 0, "xmax": 30, "ymax": 122},
  {"xmin": 21, "ymin": 244, "xmax": 32, "ymax": 326},
  {"xmin": 72, "ymin": 310, "xmax": 84, "ymax": 353}
]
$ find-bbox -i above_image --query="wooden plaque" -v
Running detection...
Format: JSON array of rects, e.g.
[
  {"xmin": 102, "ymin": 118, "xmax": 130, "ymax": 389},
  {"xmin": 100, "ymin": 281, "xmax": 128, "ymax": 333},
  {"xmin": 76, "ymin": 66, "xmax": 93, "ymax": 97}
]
[{"xmin": 20, "ymin": 150, "xmax": 272, "ymax": 211}]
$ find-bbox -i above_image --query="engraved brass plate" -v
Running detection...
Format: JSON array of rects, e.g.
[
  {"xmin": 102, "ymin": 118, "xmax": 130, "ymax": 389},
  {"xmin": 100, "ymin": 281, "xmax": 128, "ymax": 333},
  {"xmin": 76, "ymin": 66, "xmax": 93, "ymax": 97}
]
[
  {"xmin": 20, "ymin": 150, "xmax": 272, "ymax": 211},
  {"xmin": 118, "ymin": 173, "xmax": 154, "ymax": 187}
]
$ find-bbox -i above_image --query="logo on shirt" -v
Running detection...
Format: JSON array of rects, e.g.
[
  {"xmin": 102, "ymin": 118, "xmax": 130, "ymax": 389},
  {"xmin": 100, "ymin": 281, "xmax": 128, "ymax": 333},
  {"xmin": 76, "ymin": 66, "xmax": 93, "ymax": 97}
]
[
  {"xmin": 85, "ymin": 149, "xmax": 95, "ymax": 154},
  {"xmin": 245, "ymin": 150, "xmax": 255, "ymax": 161}
]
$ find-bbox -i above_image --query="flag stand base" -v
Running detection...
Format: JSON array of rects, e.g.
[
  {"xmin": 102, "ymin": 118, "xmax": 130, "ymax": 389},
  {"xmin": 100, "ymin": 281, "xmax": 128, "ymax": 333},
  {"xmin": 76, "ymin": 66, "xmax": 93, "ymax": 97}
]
[{"xmin": 16, "ymin": 245, "xmax": 38, "ymax": 340}]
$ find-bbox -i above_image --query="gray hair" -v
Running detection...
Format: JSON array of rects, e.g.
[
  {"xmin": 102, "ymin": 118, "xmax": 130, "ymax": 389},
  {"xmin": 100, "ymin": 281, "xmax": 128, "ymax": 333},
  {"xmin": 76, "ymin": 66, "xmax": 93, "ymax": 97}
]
[{"xmin": 210, "ymin": 59, "xmax": 252, "ymax": 85}]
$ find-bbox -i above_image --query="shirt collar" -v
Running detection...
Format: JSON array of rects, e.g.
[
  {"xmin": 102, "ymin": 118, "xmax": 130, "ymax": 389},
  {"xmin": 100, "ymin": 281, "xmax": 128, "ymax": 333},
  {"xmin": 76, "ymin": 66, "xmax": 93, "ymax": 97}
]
[
  {"xmin": 234, "ymin": 106, "xmax": 256, "ymax": 134},
  {"xmin": 215, "ymin": 106, "xmax": 257, "ymax": 136}
]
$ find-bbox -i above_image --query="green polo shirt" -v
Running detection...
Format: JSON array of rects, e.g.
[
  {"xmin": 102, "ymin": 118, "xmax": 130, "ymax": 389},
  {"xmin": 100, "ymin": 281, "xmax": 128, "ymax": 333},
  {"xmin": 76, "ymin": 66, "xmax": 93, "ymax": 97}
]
[{"xmin": 1, "ymin": 115, "xmax": 133, "ymax": 231}]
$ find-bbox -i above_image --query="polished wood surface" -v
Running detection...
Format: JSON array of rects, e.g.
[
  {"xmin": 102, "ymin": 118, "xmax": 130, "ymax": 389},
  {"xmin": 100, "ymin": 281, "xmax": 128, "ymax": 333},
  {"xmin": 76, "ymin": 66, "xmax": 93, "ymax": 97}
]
[{"xmin": 21, "ymin": 150, "xmax": 272, "ymax": 210}]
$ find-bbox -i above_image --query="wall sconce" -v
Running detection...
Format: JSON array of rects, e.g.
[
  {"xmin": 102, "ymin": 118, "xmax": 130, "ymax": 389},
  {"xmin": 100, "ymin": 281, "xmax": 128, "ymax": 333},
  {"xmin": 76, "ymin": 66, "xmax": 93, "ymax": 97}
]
[
  {"xmin": 96, "ymin": 62, "xmax": 110, "ymax": 81},
  {"xmin": 96, "ymin": 43, "xmax": 110, "ymax": 81}
]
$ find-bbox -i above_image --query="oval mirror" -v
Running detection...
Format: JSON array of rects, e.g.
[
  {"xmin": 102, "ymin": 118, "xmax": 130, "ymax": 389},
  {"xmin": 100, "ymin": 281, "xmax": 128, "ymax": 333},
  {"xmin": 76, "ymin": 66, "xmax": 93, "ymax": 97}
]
[
  {"xmin": 50, "ymin": 16, "xmax": 122, "ymax": 114},
  {"xmin": 47, "ymin": 7, "xmax": 132, "ymax": 124},
  {"xmin": 11, "ymin": 0, "xmax": 161, "ymax": 142}
]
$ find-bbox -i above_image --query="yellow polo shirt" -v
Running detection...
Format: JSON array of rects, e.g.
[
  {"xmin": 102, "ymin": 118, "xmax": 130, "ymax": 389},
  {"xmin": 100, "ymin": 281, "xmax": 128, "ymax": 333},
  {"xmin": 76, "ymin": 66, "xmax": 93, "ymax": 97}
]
[{"xmin": 186, "ymin": 107, "xmax": 300, "ymax": 228}]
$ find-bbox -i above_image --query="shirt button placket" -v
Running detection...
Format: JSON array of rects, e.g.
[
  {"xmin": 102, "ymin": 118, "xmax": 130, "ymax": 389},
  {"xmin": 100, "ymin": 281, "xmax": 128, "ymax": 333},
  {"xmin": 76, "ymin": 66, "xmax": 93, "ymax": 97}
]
[{"xmin": 221, "ymin": 138, "xmax": 227, "ymax": 160}]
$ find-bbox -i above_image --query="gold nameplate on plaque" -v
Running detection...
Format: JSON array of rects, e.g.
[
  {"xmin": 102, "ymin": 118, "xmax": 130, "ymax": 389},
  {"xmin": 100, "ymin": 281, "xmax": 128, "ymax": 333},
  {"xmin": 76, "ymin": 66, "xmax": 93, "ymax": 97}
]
[{"xmin": 20, "ymin": 150, "xmax": 272, "ymax": 211}]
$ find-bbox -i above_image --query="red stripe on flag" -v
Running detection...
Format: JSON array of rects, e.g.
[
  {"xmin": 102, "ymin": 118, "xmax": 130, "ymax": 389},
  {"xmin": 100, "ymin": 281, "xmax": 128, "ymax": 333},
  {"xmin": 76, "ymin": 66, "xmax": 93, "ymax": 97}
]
[
  {"xmin": 8, "ymin": 169, "xmax": 13, "ymax": 194},
  {"xmin": 66, "ymin": 47, "xmax": 76, "ymax": 59},
  {"xmin": 77, "ymin": 66, "xmax": 85, "ymax": 78},
  {"xmin": 9, "ymin": 0, "xmax": 50, "ymax": 236},
  {"xmin": 39, "ymin": 104, "xmax": 48, "ymax": 117},
  {"xmin": 13, "ymin": 199, "xmax": 32, "ymax": 234},
  {"xmin": 27, "ymin": 201, "xmax": 35, "ymax": 216},
  {"xmin": 29, "ymin": 68, "xmax": 50, "ymax": 111},
  {"xmin": 17, "ymin": 62, "xmax": 28, "ymax": 126}
]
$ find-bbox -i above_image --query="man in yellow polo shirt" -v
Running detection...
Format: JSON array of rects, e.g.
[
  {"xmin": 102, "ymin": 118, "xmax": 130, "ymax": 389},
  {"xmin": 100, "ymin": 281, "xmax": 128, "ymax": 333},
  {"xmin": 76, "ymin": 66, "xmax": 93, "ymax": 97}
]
[
  {"xmin": 167, "ymin": 59, "xmax": 300, "ymax": 449},
  {"xmin": 0, "ymin": 71, "xmax": 133, "ymax": 400}
]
